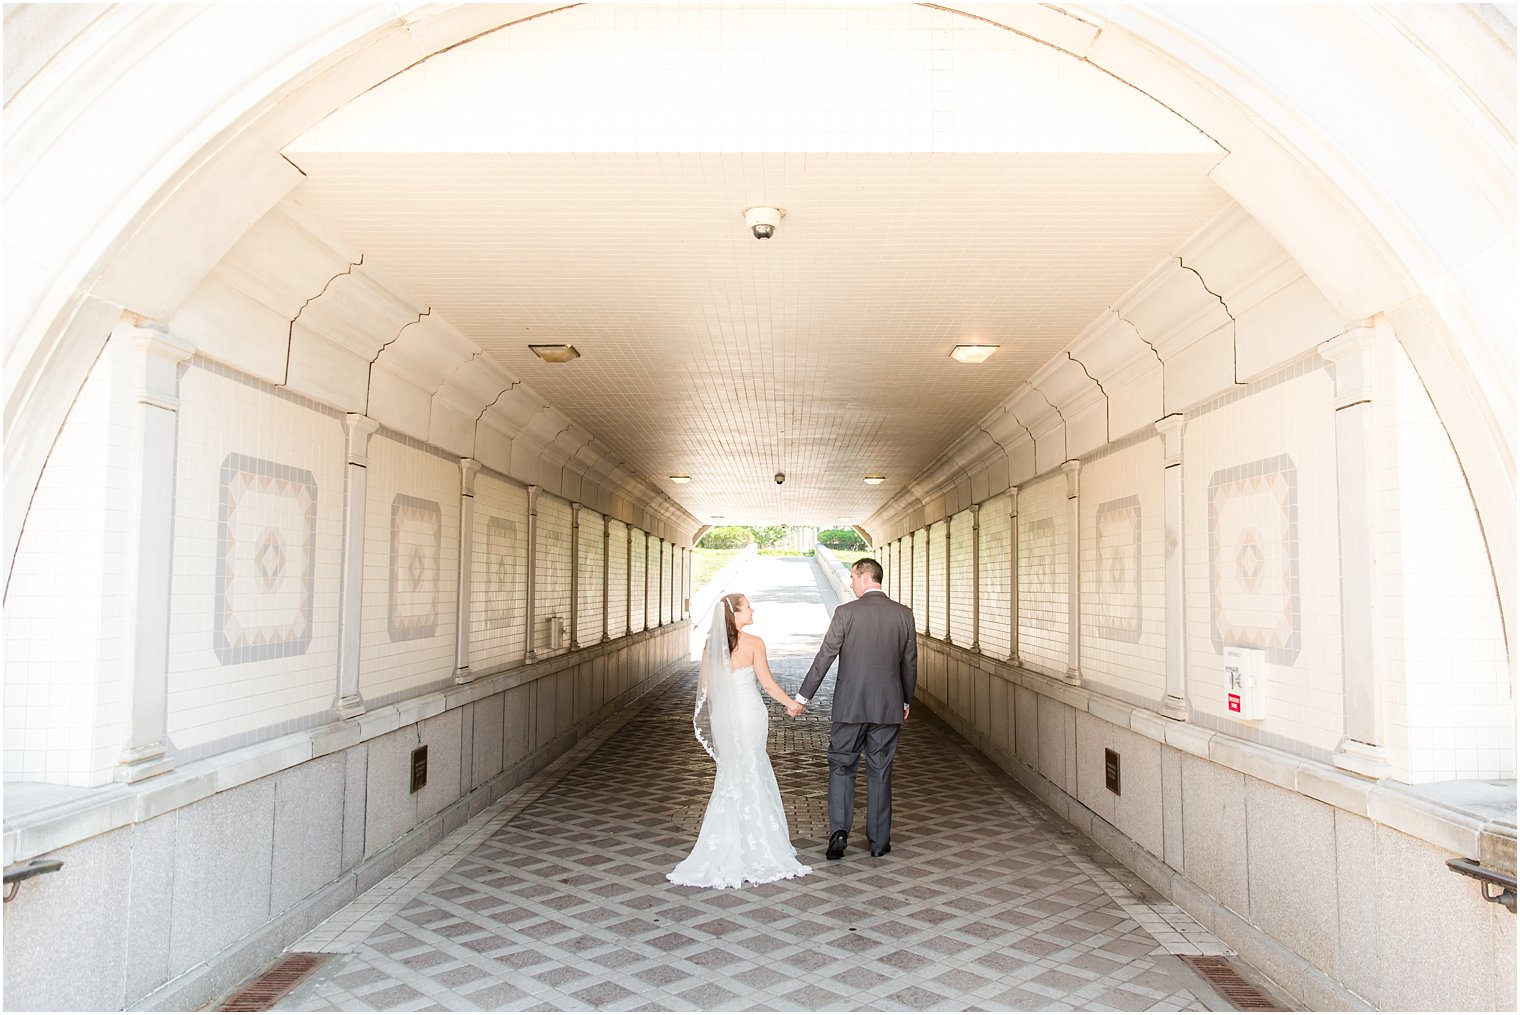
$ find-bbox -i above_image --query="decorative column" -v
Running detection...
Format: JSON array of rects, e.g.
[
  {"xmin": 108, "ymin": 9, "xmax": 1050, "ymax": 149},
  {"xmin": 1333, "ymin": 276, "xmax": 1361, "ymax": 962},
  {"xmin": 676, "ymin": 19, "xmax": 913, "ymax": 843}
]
[
  {"xmin": 454, "ymin": 459, "xmax": 480, "ymax": 684},
  {"xmin": 625, "ymin": 525, "xmax": 634, "ymax": 636},
  {"xmin": 569, "ymin": 503, "xmax": 581, "ymax": 649},
  {"xmin": 1157, "ymin": 415, "xmax": 1189, "ymax": 720},
  {"xmin": 602, "ymin": 516, "xmax": 612, "ymax": 640},
  {"xmin": 524, "ymin": 485, "xmax": 539, "ymax": 664},
  {"xmin": 1322, "ymin": 327, "xmax": 1391, "ymax": 779},
  {"xmin": 657, "ymin": 538, "xmax": 665, "ymax": 627},
  {"xmin": 335, "ymin": 413, "xmax": 380, "ymax": 719},
  {"xmin": 115, "ymin": 324, "xmax": 195, "ymax": 783},
  {"xmin": 970, "ymin": 504, "xmax": 981, "ymax": 652},
  {"xmin": 1009, "ymin": 489, "xmax": 1021, "ymax": 665},
  {"xmin": 1062, "ymin": 460, "xmax": 1082, "ymax": 686}
]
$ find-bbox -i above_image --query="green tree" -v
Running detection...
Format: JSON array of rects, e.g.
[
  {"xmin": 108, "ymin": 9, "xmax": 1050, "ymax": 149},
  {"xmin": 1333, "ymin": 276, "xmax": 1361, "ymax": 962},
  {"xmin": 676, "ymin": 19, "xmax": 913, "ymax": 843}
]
[
  {"xmin": 818, "ymin": 527, "xmax": 867, "ymax": 550},
  {"xmin": 697, "ymin": 525, "xmax": 755, "ymax": 549},
  {"xmin": 750, "ymin": 525, "xmax": 791, "ymax": 548}
]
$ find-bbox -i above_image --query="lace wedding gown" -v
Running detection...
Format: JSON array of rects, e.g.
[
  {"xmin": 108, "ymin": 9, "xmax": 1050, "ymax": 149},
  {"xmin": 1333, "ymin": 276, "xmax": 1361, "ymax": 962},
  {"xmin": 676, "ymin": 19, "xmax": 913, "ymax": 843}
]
[{"xmin": 668, "ymin": 662, "xmax": 813, "ymax": 889}]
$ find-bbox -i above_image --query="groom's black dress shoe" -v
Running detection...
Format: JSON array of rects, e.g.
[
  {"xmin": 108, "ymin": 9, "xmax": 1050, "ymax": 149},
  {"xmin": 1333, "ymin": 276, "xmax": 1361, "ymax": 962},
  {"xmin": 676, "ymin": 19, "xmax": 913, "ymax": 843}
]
[
  {"xmin": 826, "ymin": 831, "xmax": 848, "ymax": 860},
  {"xmin": 869, "ymin": 842, "xmax": 891, "ymax": 857}
]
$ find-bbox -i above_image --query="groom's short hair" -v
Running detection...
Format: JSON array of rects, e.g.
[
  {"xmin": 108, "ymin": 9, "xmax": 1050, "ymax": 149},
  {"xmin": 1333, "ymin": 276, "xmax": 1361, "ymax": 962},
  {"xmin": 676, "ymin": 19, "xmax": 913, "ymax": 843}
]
[{"xmin": 851, "ymin": 558, "xmax": 883, "ymax": 584}]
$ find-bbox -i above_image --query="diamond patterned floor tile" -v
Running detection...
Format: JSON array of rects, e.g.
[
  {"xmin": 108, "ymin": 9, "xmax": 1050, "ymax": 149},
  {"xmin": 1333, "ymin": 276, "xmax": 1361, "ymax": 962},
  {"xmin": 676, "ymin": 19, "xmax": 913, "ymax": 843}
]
[{"xmin": 274, "ymin": 557, "xmax": 1236, "ymax": 1012}]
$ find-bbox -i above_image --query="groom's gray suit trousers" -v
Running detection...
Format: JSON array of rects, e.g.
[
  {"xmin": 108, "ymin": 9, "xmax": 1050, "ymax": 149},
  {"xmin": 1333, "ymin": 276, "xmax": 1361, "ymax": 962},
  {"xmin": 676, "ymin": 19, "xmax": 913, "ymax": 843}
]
[{"xmin": 828, "ymin": 721, "xmax": 901, "ymax": 847}]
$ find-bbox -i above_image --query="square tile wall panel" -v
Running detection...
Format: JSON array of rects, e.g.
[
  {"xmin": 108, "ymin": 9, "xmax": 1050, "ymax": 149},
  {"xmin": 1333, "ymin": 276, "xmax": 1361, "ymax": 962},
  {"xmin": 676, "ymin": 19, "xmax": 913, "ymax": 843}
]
[
  {"xmin": 913, "ymin": 530, "xmax": 929, "ymax": 633},
  {"xmin": 1079, "ymin": 437, "xmax": 1166, "ymax": 705},
  {"xmin": 576, "ymin": 508, "xmax": 606, "ymax": 646},
  {"xmin": 928, "ymin": 520, "xmax": 948, "ymax": 639},
  {"xmin": 471, "ymin": 474, "xmax": 529, "ymax": 673},
  {"xmin": 360, "ymin": 435, "xmax": 459, "ymax": 705},
  {"xmin": 1018, "ymin": 473, "xmax": 1070, "ymax": 676},
  {"xmin": 4, "ymin": 337, "xmax": 137, "ymax": 785},
  {"xmin": 166, "ymin": 364, "xmax": 345, "ymax": 756},
  {"xmin": 629, "ymin": 530, "xmax": 647, "ymax": 634},
  {"xmin": 1379, "ymin": 343, "xmax": 1513, "ymax": 780},
  {"xmin": 1184, "ymin": 364, "xmax": 1344, "ymax": 755},
  {"xmin": 978, "ymin": 494, "xmax": 1013, "ymax": 659},
  {"xmin": 949, "ymin": 510, "xmax": 975, "ymax": 648},
  {"xmin": 535, "ymin": 494, "xmax": 572, "ymax": 658},
  {"xmin": 607, "ymin": 519, "xmax": 629, "ymax": 637}
]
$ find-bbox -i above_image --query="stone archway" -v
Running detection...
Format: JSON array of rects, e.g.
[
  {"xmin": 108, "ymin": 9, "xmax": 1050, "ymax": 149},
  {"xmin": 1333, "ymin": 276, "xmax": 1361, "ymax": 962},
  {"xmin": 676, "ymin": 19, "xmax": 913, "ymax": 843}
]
[{"xmin": 6, "ymin": 4, "xmax": 1512, "ymax": 647}]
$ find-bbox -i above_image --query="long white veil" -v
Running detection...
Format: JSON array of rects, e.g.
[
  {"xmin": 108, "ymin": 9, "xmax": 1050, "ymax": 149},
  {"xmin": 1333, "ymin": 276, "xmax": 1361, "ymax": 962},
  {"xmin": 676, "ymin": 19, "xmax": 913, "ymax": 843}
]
[{"xmin": 692, "ymin": 599, "xmax": 735, "ymax": 763}]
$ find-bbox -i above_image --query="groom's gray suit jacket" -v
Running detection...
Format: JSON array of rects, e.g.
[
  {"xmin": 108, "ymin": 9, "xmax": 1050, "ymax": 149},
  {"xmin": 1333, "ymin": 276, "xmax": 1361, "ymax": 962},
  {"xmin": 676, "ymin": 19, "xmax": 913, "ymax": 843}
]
[{"xmin": 799, "ymin": 590, "xmax": 917, "ymax": 724}]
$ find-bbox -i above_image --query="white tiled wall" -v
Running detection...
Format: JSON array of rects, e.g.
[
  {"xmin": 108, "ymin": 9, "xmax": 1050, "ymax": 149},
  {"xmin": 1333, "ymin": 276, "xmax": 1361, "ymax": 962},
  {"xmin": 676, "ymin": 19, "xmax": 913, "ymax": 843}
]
[
  {"xmin": 576, "ymin": 509, "xmax": 605, "ymax": 646},
  {"xmin": 1079, "ymin": 437, "xmax": 1166, "ymax": 705},
  {"xmin": 913, "ymin": 531, "xmax": 929, "ymax": 634},
  {"xmin": 535, "ymin": 495, "xmax": 572, "ymax": 658},
  {"xmin": 471, "ymin": 474, "xmax": 528, "ymax": 672},
  {"xmin": 4, "ymin": 334, "xmax": 137, "ymax": 786},
  {"xmin": 165, "ymin": 364, "xmax": 345, "ymax": 756},
  {"xmin": 629, "ymin": 529, "xmax": 647, "ymax": 634},
  {"xmin": 1379, "ymin": 342, "xmax": 1514, "ymax": 781},
  {"xmin": 658, "ymin": 540, "xmax": 672, "ymax": 626},
  {"xmin": 358, "ymin": 434, "xmax": 459, "ymax": 705},
  {"xmin": 928, "ymin": 521, "xmax": 948, "ymax": 638},
  {"xmin": 978, "ymin": 494, "xmax": 1013, "ymax": 659},
  {"xmin": 1184, "ymin": 363, "xmax": 1344, "ymax": 755},
  {"xmin": 1017, "ymin": 473, "xmax": 1069, "ymax": 676},
  {"xmin": 949, "ymin": 511, "xmax": 975, "ymax": 647},
  {"xmin": 607, "ymin": 519, "xmax": 629, "ymax": 636}
]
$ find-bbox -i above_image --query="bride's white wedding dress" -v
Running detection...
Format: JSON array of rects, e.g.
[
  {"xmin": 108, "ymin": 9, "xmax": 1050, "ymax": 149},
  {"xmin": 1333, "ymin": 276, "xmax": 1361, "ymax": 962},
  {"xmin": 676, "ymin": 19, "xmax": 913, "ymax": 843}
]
[{"xmin": 668, "ymin": 612, "xmax": 812, "ymax": 889}]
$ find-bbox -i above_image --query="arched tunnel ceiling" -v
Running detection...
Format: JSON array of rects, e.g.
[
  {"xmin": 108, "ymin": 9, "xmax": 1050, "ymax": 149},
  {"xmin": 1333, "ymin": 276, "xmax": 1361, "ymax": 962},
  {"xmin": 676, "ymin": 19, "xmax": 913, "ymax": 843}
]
[{"xmin": 282, "ymin": 3, "xmax": 1232, "ymax": 526}]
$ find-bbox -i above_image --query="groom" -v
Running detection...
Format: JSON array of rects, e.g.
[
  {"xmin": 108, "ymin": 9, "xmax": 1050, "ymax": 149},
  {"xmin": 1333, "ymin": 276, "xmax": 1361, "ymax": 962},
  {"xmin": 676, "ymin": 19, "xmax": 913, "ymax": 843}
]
[{"xmin": 793, "ymin": 558, "xmax": 917, "ymax": 860}]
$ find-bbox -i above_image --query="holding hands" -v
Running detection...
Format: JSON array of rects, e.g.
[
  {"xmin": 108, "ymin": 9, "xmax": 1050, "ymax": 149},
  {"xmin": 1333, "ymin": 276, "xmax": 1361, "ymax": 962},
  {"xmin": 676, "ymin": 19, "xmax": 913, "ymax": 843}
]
[{"xmin": 786, "ymin": 700, "xmax": 805, "ymax": 718}]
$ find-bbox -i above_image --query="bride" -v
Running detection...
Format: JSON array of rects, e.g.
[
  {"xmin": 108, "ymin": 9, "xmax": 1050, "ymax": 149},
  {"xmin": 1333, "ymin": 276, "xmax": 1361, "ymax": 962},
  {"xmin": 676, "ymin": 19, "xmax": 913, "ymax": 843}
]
[{"xmin": 668, "ymin": 593, "xmax": 813, "ymax": 889}]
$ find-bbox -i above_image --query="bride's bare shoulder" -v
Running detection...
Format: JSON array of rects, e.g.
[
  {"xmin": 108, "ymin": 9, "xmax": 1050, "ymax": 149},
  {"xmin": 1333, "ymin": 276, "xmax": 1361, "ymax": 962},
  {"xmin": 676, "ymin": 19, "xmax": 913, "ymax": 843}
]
[{"xmin": 731, "ymin": 630, "xmax": 764, "ymax": 659}]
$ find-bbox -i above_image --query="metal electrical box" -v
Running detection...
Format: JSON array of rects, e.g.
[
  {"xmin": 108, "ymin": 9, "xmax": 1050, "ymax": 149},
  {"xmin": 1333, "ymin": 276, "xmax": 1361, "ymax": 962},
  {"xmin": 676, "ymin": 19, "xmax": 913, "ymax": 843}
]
[
  {"xmin": 548, "ymin": 616, "xmax": 568, "ymax": 650},
  {"xmin": 1224, "ymin": 646, "xmax": 1267, "ymax": 720}
]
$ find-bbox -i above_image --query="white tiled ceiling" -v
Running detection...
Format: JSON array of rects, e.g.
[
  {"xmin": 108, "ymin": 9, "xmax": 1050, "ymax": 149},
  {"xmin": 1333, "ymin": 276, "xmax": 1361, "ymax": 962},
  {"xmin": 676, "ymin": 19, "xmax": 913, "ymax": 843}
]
[{"xmin": 283, "ymin": 4, "xmax": 1233, "ymax": 527}]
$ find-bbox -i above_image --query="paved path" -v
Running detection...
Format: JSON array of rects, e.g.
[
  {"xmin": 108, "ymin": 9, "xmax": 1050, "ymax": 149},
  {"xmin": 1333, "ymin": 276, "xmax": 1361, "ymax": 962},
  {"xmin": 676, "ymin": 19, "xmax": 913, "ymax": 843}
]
[{"xmin": 276, "ymin": 556, "xmax": 1247, "ymax": 1011}]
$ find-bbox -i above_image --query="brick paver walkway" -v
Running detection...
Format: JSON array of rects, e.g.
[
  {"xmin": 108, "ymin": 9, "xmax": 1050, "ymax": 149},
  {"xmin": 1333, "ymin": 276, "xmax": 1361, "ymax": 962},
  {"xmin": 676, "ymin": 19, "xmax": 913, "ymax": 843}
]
[{"xmin": 275, "ymin": 557, "xmax": 1246, "ymax": 1011}]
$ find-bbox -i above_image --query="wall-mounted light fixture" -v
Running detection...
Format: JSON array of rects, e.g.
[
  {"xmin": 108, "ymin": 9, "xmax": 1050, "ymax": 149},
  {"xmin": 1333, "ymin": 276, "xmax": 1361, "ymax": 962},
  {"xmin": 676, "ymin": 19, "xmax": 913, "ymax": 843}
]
[
  {"xmin": 864, "ymin": 475, "xmax": 886, "ymax": 485},
  {"xmin": 669, "ymin": 475, "xmax": 691, "ymax": 484},
  {"xmin": 530, "ymin": 344, "xmax": 580, "ymax": 363},
  {"xmin": 950, "ymin": 344, "xmax": 998, "ymax": 363}
]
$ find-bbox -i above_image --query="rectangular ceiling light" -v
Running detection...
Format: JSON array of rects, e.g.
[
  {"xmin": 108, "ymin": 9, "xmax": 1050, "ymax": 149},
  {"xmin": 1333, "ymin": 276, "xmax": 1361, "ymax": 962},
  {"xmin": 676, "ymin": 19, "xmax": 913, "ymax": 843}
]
[
  {"xmin": 530, "ymin": 344, "xmax": 580, "ymax": 363},
  {"xmin": 950, "ymin": 344, "xmax": 999, "ymax": 363}
]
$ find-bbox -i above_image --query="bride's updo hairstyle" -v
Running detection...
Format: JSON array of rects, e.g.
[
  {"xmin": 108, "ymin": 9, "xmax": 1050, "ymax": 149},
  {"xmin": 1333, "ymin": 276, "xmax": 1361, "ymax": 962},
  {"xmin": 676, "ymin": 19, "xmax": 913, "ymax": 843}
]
[{"xmin": 721, "ymin": 594, "xmax": 746, "ymax": 652}]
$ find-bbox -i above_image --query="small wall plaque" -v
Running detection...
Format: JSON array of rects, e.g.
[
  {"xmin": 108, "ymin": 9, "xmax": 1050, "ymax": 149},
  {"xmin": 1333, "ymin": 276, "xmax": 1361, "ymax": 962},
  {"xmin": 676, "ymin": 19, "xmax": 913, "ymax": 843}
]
[
  {"xmin": 411, "ymin": 745, "xmax": 428, "ymax": 794},
  {"xmin": 1105, "ymin": 748, "xmax": 1121, "ymax": 795}
]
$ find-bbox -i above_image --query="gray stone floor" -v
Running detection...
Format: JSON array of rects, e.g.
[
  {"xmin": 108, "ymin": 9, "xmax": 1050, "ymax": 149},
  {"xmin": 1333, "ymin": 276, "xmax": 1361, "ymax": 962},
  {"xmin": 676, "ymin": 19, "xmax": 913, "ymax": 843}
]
[{"xmin": 276, "ymin": 557, "xmax": 1248, "ymax": 1012}]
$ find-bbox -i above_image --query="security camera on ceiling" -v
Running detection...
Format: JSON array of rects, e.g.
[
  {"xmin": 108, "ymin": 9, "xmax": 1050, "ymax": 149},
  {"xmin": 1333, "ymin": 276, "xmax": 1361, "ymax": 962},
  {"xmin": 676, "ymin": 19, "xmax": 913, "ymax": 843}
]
[{"xmin": 745, "ymin": 206, "xmax": 785, "ymax": 240}]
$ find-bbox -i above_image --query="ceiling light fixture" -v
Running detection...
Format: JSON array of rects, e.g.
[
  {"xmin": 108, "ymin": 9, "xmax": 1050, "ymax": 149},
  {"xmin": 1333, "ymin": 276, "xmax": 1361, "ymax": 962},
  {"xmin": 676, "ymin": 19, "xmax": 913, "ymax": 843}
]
[
  {"xmin": 529, "ymin": 344, "xmax": 580, "ymax": 363},
  {"xmin": 864, "ymin": 475, "xmax": 886, "ymax": 485},
  {"xmin": 950, "ymin": 344, "xmax": 999, "ymax": 364},
  {"xmin": 669, "ymin": 475, "xmax": 691, "ymax": 484}
]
